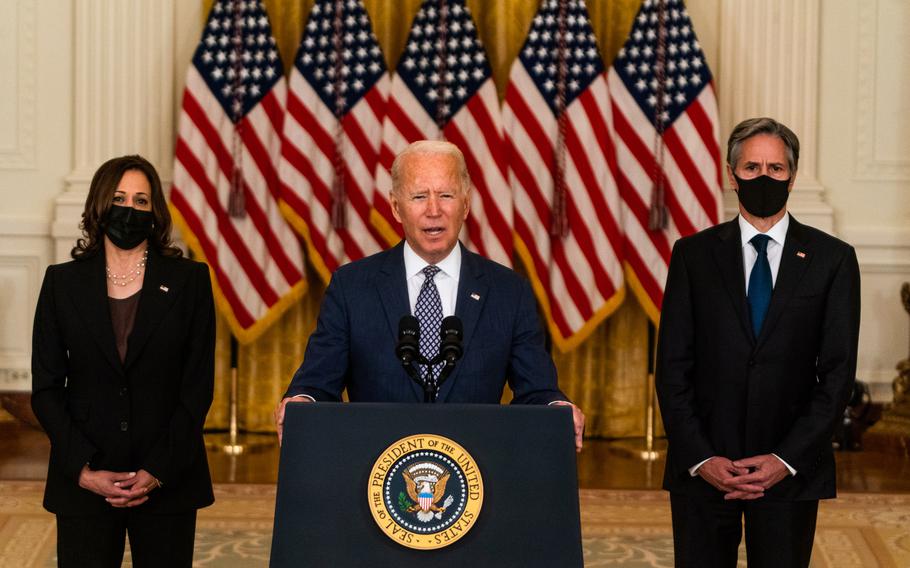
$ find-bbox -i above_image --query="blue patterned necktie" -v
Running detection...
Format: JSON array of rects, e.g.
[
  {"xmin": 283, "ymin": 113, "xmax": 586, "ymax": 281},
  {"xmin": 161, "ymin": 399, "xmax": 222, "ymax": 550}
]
[
  {"xmin": 747, "ymin": 234, "xmax": 773, "ymax": 338},
  {"xmin": 414, "ymin": 265, "xmax": 443, "ymax": 388}
]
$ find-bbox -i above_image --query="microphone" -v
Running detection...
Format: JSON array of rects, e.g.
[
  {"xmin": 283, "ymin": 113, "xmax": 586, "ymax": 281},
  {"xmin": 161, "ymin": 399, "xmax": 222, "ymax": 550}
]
[
  {"xmin": 396, "ymin": 315, "xmax": 420, "ymax": 364},
  {"xmin": 438, "ymin": 316, "xmax": 463, "ymax": 365}
]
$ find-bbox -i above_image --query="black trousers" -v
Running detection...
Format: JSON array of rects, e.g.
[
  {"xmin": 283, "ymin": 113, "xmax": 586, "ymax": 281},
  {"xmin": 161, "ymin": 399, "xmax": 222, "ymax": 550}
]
[
  {"xmin": 56, "ymin": 509, "xmax": 197, "ymax": 568},
  {"xmin": 669, "ymin": 493, "xmax": 818, "ymax": 568}
]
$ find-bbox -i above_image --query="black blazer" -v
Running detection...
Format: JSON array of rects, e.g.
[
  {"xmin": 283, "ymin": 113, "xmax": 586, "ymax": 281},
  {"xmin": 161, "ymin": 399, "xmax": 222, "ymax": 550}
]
[
  {"xmin": 285, "ymin": 242, "xmax": 566, "ymax": 405},
  {"xmin": 656, "ymin": 215, "xmax": 860, "ymax": 500},
  {"xmin": 31, "ymin": 248, "xmax": 215, "ymax": 515}
]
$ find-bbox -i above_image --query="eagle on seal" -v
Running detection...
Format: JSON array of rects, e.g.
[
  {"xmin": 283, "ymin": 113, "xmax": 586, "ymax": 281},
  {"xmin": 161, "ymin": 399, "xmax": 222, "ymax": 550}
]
[{"xmin": 403, "ymin": 468, "xmax": 451, "ymax": 522}]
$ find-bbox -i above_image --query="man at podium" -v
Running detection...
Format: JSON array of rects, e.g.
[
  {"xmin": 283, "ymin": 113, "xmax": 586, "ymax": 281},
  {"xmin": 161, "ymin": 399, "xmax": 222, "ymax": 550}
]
[{"xmin": 274, "ymin": 140, "xmax": 584, "ymax": 450}]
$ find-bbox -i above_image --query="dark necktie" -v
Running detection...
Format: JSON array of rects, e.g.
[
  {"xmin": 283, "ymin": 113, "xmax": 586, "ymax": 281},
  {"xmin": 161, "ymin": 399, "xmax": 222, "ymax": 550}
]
[
  {"xmin": 747, "ymin": 234, "xmax": 772, "ymax": 338},
  {"xmin": 414, "ymin": 265, "xmax": 443, "ymax": 388}
]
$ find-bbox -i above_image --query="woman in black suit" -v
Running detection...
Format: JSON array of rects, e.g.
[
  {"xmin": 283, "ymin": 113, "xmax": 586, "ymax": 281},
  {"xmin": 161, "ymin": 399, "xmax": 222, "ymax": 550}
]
[{"xmin": 31, "ymin": 155, "xmax": 216, "ymax": 567}]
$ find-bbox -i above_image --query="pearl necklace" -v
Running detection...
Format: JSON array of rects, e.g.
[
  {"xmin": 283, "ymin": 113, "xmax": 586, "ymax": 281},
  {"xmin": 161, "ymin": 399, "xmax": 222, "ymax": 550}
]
[{"xmin": 106, "ymin": 248, "xmax": 148, "ymax": 287}]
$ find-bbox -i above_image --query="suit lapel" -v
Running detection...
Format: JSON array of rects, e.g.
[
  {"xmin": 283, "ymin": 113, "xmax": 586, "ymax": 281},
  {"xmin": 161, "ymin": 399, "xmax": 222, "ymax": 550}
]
[
  {"xmin": 376, "ymin": 243, "xmax": 421, "ymax": 400},
  {"xmin": 70, "ymin": 252, "xmax": 123, "ymax": 373},
  {"xmin": 711, "ymin": 219, "xmax": 754, "ymax": 343},
  {"xmin": 124, "ymin": 250, "xmax": 182, "ymax": 369},
  {"xmin": 438, "ymin": 245, "xmax": 488, "ymax": 402},
  {"xmin": 755, "ymin": 216, "xmax": 813, "ymax": 349}
]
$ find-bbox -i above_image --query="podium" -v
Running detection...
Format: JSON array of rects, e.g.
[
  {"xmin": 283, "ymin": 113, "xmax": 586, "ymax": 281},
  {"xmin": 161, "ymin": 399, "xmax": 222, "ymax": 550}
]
[{"xmin": 270, "ymin": 402, "xmax": 583, "ymax": 567}]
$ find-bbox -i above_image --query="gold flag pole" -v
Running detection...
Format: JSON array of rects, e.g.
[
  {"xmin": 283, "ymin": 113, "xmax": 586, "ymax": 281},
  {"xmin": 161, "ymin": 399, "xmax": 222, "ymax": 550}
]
[
  {"xmin": 609, "ymin": 321, "xmax": 667, "ymax": 462},
  {"xmin": 206, "ymin": 336, "xmax": 272, "ymax": 455}
]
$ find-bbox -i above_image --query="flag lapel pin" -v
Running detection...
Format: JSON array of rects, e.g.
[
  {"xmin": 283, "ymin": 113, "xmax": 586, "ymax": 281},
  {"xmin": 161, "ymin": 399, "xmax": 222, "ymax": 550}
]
[
  {"xmin": 796, "ymin": 251, "xmax": 806, "ymax": 259},
  {"xmin": 159, "ymin": 285, "xmax": 170, "ymax": 293},
  {"xmin": 470, "ymin": 293, "xmax": 480, "ymax": 301}
]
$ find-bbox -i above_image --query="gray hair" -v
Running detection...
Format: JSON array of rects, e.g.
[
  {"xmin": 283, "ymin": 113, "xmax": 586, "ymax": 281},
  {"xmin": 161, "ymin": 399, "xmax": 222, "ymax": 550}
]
[
  {"xmin": 390, "ymin": 140, "xmax": 471, "ymax": 195},
  {"xmin": 726, "ymin": 117, "xmax": 800, "ymax": 173}
]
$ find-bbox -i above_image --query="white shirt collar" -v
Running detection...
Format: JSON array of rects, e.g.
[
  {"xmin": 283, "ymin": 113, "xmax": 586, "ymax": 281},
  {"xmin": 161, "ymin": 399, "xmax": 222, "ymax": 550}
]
[
  {"xmin": 738, "ymin": 212, "xmax": 790, "ymax": 248},
  {"xmin": 402, "ymin": 241, "xmax": 462, "ymax": 280}
]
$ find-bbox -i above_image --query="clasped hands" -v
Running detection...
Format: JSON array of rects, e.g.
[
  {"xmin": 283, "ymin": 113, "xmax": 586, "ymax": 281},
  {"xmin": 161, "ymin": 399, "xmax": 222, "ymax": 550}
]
[
  {"xmin": 697, "ymin": 454, "xmax": 790, "ymax": 500},
  {"xmin": 78, "ymin": 465, "xmax": 160, "ymax": 508}
]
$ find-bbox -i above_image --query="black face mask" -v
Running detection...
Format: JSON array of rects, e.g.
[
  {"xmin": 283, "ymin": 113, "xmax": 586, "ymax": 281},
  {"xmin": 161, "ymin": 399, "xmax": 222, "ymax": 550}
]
[
  {"xmin": 103, "ymin": 205, "xmax": 154, "ymax": 250},
  {"xmin": 733, "ymin": 174, "xmax": 791, "ymax": 218}
]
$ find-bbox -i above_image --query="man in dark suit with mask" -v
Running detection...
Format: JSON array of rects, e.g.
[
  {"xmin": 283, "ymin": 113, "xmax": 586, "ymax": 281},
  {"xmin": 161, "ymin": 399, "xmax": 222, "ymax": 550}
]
[
  {"xmin": 274, "ymin": 140, "xmax": 585, "ymax": 451},
  {"xmin": 656, "ymin": 117, "xmax": 861, "ymax": 567}
]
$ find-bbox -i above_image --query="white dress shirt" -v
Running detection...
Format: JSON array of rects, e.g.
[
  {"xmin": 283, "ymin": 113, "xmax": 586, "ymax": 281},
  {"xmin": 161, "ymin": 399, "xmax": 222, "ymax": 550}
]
[
  {"xmin": 403, "ymin": 242, "xmax": 461, "ymax": 317},
  {"xmin": 739, "ymin": 213, "xmax": 789, "ymax": 289},
  {"xmin": 690, "ymin": 213, "xmax": 796, "ymax": 478}
]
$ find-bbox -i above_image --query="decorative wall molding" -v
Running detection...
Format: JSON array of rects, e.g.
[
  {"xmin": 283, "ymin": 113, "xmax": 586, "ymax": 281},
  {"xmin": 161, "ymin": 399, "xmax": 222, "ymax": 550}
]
[
  {"xmin": 854, "ymin": 0, "xmax": 910, "ymax": 181},
  {"xmin": 0, "ymin": 223, "xmax": 51, "ymax": 392},
  {"xmin": 841, "ymin": 227, "xmax": 910, "ymax": 274},
  {"xmin": 0, "ymin": 257, "xmax": 40, "ymax": 353},
  {"xmin": 842, "ymin": 225, "xmax": 910, "ymax": 404},
  {"xmin": 0, "ymin": 0, "xmax": 37, "ymax": 169},
  {"xmin": 0, "ymin": 368, "xmax": 31, "ymax": 392}
]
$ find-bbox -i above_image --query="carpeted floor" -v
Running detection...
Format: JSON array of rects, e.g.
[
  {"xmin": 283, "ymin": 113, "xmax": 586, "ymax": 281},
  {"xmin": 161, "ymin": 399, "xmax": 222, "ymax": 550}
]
[{"xmin": 1, "ymin": 482, "xmax": 907, "ymax": 566}]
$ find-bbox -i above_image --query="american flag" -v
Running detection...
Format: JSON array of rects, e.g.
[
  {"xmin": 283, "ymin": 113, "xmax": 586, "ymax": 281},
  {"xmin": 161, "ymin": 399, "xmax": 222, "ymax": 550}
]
[
  {"xmin": 371, "ymin": 0, "xmax": 513, "ymax": 267},
  {"xmin": 607, "ymin": 0, "xmax": 723, "ymax": 321},
  {"xmin": 503, "ymin": 0, "xmax": 625, "ymax": 351},
  {"xmin": 278, "ymin": 0, "xmax": 389, "ymax": 283},
  {"xmin": 170, "ymin": 0, "xmax": 306, "ymax": 343}
]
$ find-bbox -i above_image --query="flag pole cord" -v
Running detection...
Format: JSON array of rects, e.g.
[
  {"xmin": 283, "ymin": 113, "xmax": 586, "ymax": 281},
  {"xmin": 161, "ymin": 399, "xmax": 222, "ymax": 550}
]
[
  {"xmin": 551, "ymin": 0, "xmax": 570, "ymax": 238},
  {"xmin": 648, "ymin": 0, "xmax": 669, "ymax": 231},
  {"xmin": 330, "ymin": 0, "xmax": 348, "ymax": 229},
  {"xmin": 228, "ymin": 0, "xmax": 247, "ymax": 219}
]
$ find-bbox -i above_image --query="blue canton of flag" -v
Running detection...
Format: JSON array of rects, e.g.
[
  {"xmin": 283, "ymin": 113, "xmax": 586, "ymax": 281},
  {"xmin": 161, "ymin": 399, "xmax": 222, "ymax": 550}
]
[
  {"xmin": 395, "ymin": 0, "xmax": 492, "ymax": 125},
  {"xmin": 193, "ymin": 0, "xmax": 284, "ymax": 121},
  {"xmin": 518, "ymin": 0, "xmax": 605, "ymax": 117},
  {"xmin": 295, "ymin": 0, "xmax": 387, "ymax": 118},
  {"xmin": 611, "ymin": 0, "xmax": 712, "ymax": 126}
]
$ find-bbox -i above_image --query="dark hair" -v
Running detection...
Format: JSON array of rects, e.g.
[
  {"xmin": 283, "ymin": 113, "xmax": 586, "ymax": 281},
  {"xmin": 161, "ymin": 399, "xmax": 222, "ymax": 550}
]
[
  {"xmin": 71, "ymin": 155, "xmax": 183, "ymax": 259},
  {"xmin": 726, "ymin": 117, "xmax": 800, "ymax": 174}
]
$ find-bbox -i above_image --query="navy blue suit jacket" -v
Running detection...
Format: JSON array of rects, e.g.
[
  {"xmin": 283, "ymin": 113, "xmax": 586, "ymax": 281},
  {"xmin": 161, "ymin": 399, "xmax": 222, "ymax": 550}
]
[{"xmin": 285, "ymin": 242, "xmax": 566, "ymax": 404}]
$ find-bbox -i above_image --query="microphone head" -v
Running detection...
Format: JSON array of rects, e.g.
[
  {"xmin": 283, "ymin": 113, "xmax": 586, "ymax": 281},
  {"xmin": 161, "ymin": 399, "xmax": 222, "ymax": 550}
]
[
  {"xmin": 396, "ymin": 315, "xmax": 420, "ymax": 363},
  {"xmin": 440, "ymin": 316, "xmax": 463, "ymax": 340},
  {"xmin": 439, "ymin": 316, "xmax": 463, "ymax": 361},
  {"xmin": 399, "ymin": 315, "xmax": 420, "ymax": 341}
]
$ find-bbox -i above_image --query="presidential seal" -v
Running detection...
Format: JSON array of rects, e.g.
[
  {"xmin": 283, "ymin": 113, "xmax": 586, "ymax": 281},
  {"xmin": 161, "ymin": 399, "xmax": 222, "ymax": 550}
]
[{"xmin": 368, "ymin": 434, "xmax": 483, "ymax": 550}]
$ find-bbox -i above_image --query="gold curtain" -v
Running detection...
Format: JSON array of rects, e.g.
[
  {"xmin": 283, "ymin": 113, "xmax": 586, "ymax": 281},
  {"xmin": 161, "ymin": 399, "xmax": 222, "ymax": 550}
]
[{"xmin": 202, "ymin": 0, "xmax": 659, "ymax": 438}]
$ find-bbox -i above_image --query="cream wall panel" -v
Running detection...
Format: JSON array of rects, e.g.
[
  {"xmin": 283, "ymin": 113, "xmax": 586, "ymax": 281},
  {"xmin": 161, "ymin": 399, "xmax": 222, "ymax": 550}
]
[
  {"xmin": 0, "ymin": 0, "xmax": 71, "ymax": 222},
  {"xmin": 0, "ymin": 0, "xmax": 35, "ymax": 169},
  {"xmin": 0, "ymin": 219, "xmax": 52, "ymax": 392},
  {"xmin": 844, "ymin": 228, "xmax": 910, "ymax": 402},
  {"xmin": 819, "ymin": 0, "xmax": 910, "ymax": 229},
  {"xmin": 0, "ymin": 0, "xmax": 71, "ymax": 391},
  {"xmin": 855, "ymin": 0, "xmax": 910, "ymax": 180},
  {"xmin": 818, "ymin": 0, "xmax": 910, "ymax": 402}
]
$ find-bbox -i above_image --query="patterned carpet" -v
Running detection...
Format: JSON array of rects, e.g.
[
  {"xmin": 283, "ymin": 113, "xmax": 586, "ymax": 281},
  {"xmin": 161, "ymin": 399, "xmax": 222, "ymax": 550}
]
[{"xmin": 0, "ymin": 481, "xmax": 907, "ymax": 566}]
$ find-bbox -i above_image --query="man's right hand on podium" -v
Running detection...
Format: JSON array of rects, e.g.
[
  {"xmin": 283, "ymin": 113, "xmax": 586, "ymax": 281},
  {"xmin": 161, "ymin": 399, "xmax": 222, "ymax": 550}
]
[{"xmin": 274, "ymin": 395, "xmax": 314, "ymax": 446}]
